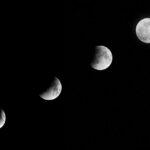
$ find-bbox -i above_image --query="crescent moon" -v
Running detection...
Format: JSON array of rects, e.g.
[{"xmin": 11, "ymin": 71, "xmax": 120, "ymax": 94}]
[
  {"xmin": 91, "ymin": 45, "xmax": 113, "ymax": 70},
  {"xmin": 136, "ymin": 18, "xmax": 150, "ymax": 43},
  {"xmin": 0, "ymin": 110, "xmax": 6, "ymax": 129},
  {"xmin": 40, "ymin": 77, "xmax": 62, "ymax": 100}
]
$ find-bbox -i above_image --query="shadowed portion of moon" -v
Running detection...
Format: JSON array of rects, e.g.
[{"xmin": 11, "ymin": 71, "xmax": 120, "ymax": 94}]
[
  {"xmin": 136, "ymin": 18, "xmax": 150, "ymax": 43},
  {"xmin": 91, "ymin": 45, "xmax": 113, "ymax": 71},
  {"xmin": 0, "ymin": 110, "xmax": 6, "ymax": 129},
  {"xmin": 40, "ymin": 77, "xmax": 62, "ymax": 100}
]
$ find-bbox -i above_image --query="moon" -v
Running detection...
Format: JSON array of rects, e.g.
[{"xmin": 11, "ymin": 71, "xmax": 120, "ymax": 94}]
[
  {"xmin": 136, "ymin": 18, "xmax": 150, "ymax": 43},
  {"xmin": 91, "ymin": 46, "xmax": 113, "ymax": 70},
  {"xmin": 0, "ymin": 110, "xmax": 6, "ymax": 129},
  {"xmin": 40, "ymin": 77, "xmax": 62, "ymax": 100}
]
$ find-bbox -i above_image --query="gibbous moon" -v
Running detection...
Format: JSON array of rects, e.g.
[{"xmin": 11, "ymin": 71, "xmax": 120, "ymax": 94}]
[
  {"xmin": 40, "ymin": 77, "xmax": 62, "ymax": 100},
  {"xmin": 136, "ymin": 18, "xmax": 150, "ymax": 43},
  {"xmin": 0, "ymin": 110, "xmax": 6, "ymax": 129},
  {"xmin": 91, "ymin": 46, "xmax": 113, "ymax": 70}
]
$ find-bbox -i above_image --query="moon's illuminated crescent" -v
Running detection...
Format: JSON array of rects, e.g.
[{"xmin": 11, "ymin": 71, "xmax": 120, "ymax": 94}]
[
  {"xmin": 0, "ymin": 110, "xmax": 6, "ymax": 129},
  {"xmin": 40, "ymin": 77, "xmax": 62, "ymax": 100},
  {"xmin": 136, "ymin": 18, "xmax": 150, "ymax": 43},
  {"xmin": 91, "ymin": 45, "xmax": 113, "ymax": 70}
]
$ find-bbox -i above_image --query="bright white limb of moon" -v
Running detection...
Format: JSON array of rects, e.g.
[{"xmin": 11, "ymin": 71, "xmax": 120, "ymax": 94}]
[{"xmin": 0, "ymin": 110, "xmax": 6, "ymax": 129}]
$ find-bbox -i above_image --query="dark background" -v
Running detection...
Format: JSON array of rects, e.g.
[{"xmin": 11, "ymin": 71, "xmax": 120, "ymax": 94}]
[
  {"xmin": 0, "ymin": 0, "xmax": 150, "ymax": 149},
  {"xmin": 64, "ymin": 0, "xmax": 150, "ymax": 149},
  {"xmin": 0, "ymin": 1, "xmax": 63, "ymax": 149}
]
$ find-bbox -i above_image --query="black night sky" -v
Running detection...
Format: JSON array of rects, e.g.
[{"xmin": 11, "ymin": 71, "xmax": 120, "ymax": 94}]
[
  {"xmin": 64, "ymin": 0, "xmax": 150, "ymax": 149},
  {"xmin": 0, "ymin": 0, "xmax": 150, "ymax": 149}
]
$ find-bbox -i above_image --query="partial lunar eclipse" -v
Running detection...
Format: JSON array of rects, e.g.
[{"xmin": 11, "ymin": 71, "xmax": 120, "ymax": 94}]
[
  {"xmin": 91, "ymin": 45, "xmax": 113, "ymax": 71},
  {"xmin": 40, "ymin": 77, "xmax": 62, "ymax": 101}
]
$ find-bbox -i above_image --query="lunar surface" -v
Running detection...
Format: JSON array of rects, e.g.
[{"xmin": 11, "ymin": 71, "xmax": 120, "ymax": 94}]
[
  {"xmin": 0, "ymin": 110, "xmax": 6, "ymax": 129},
  {"xmin": 136, "ymin": 18, "xmax": 150, "ymax": 43},
  {"xmin": 40, "ymin": 77, "xmax": 62, "ymax": 100},
  {"xmin": 91, "ymin": 46, "xmax": 113, "ymax": 70}
]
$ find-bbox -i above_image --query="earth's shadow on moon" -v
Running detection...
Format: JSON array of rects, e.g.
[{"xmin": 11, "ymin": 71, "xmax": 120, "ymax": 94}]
[{"xmin": 34, "ymin": 76, "xmax": 56, "ymax": 95}]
